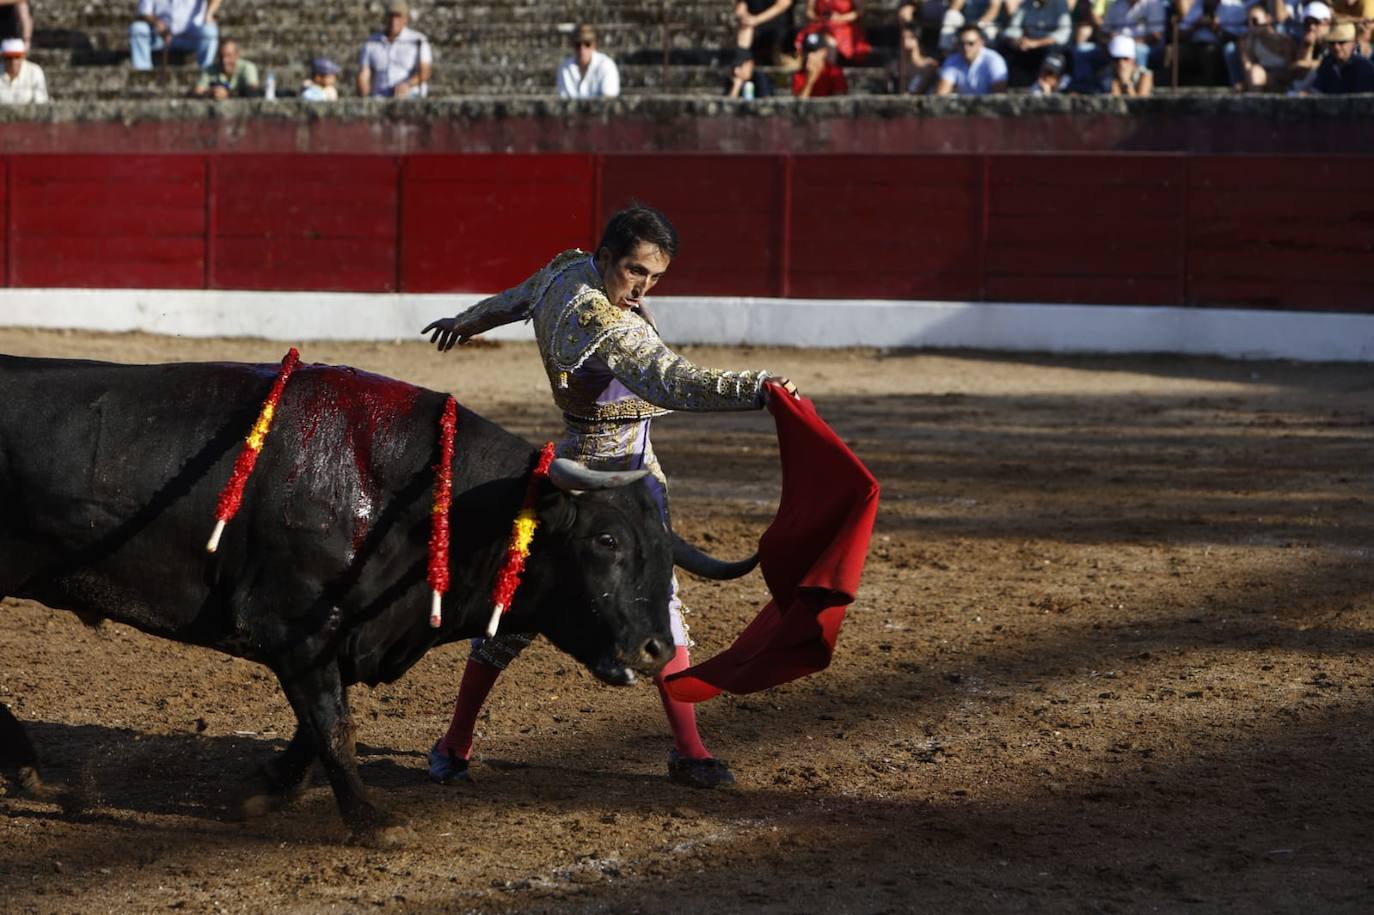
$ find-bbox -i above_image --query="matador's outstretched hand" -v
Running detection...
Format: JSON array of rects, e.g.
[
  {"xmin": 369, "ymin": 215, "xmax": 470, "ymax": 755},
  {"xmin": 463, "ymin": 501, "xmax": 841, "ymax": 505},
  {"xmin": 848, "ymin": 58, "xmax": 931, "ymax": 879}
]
[{"xmin": 422, "ymin": 317, "xmax": 477, "ymax": 352}]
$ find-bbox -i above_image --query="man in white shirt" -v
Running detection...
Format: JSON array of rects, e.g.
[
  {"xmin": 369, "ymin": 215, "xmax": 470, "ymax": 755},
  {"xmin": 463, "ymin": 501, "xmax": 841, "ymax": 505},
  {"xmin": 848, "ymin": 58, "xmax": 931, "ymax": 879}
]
[
  {"xmin": 557, "ymin": 24, "xmax": 620, "ymax": 98},
  {"xmin": 936, "ymin": 22, "xmax": 1009, "ymax": 93},
  {"xmin": 0, "ymin": 35, "xmax": 45, "ymax": 103},
  {"xmin": 357, "ymin": 0, "xmax": 432, "ymax": 98},
  {"xmin": 128, "ymin": 0, "xmax": 221, "ymax": 71}
]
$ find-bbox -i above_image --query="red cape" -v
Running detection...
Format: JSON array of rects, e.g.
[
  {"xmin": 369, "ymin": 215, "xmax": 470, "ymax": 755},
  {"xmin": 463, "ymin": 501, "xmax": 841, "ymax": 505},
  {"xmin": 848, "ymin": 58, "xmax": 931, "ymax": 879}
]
[{"xmin": 664, "ymin": 382, "xmax": 879, "ymax": 702}]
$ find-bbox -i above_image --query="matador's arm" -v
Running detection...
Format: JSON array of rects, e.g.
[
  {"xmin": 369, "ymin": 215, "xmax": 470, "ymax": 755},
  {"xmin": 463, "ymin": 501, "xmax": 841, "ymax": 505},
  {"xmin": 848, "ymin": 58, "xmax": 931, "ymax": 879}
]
[{"xmin": 595, "ymin": 320, "xmax": 771, "ymax": 412}]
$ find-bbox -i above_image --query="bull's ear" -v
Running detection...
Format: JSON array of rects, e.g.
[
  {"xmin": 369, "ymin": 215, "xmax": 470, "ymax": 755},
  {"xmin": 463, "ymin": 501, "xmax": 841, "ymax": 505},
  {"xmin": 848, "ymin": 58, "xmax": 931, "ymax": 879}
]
[{"xmin": 535, "ymin": 488, "xmax": 578, "ymax": 535}]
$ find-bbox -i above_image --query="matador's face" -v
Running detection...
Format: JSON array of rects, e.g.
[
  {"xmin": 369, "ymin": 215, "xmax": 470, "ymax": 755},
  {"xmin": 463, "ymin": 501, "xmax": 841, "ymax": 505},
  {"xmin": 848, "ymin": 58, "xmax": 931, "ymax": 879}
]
[{"xmin": 595, "ymin": 241, "xmax": 671, "ymax": 312}]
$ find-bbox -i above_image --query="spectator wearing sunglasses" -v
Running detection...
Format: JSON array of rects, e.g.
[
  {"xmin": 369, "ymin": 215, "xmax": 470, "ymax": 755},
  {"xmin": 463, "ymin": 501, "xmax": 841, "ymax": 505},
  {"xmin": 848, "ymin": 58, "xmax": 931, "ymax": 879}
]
[
  {"xmin": 558, "ymin": 24, "xmax": 620, "ymax": 97},
  {"xmin": 936, "ymin": 22, "xmax": 1009, "ymax": 93},
  {"xmin": 1312, "ymin": 20, "xmax": 1374, "ymax": 90}
]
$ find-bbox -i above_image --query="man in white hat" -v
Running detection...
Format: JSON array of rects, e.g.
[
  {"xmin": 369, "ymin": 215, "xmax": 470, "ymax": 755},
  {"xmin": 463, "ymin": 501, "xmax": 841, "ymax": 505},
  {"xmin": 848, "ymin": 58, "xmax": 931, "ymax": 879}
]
[
  {"xmin": 1290, "ymin": 1, "xmax": 1332, "ymax": 90},
  {"xmin": 0, "ymin": 36, "xmax": 46, "ymax": 104}
]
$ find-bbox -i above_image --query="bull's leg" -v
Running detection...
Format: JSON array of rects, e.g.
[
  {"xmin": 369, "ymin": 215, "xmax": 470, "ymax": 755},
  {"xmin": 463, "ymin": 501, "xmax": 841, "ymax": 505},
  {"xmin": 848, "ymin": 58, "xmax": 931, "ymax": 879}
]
[
  {"xmin": 0, "ymin": 702, "xmax": 46, "ymax": 798},
  {"xmin": 236, "ymin": 725, "xmax": 318, "ymax": 818},
  {"xmin": 274, "ymin": 661, "xmax": 413, "ymax": 848}
]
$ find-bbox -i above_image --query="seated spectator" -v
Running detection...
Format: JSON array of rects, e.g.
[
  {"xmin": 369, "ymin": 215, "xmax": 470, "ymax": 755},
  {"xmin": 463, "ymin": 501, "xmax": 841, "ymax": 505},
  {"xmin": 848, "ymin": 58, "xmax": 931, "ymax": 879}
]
[
  {"xmin": 735, "ymin": 0, "xmax": 795, "ymax": 66},
  {"xmin": 1070, "ymin": 0, "xmax": 1110, "ymax": 47},
  {"xmin": 1325, "ymin": 0, "xmax": 1374, "ymax": 55},
  {"xmin": 951, "ymin": 0, "xmax": 1010, "ymax": 48},
  {"xmin": 936, "ymin": 22, "xmax": 1010, "ymax": 92},
  {"xmin": 1289, "ymin": 0, "xmax": 1331, "ymax": 90},
  {"xmin": 724, "ymin": 47, "xmax": 776, "ymax": 96},
  {"xmin": 0, "ymin": 35, "xmax": 44, "ymax": 102},
  {"xmin": 1312, "ymin": 20, "xmax": 1374, "ymax": 90},
  {"xmin": 1178, "ymin": 0, "xmax": 1249, "ymax": 85},
  {"xmin": 898, "ymin": 0, "xmax": 949, "ymax": 55},
  {"xmin": 1000, "ymin": 0, "xmax": 1071, "ymax": 84},
  {"xmin": 192, "ymin": 38, "xmax": 257, "ymax": 98},
  {"xmin": 1101, "ymin": 0, "xmax": 1166, "ymax": 68},
  {"xmin": 1108, "ymin": 33, "xmax": 1154, "ymax": 91},
  {"xmin": 0, "ymin": 0, "xmax": 32, "ymax": 49},
  {"xmin": 1235, "ymin": 5, "xmax": 1296, "ymax": 90},
  {"xmin": 301, "ymin": 56, "xmax": 341, "ymax": 101},
  {"xmin": 557, "ymin": 24, "xmax": 620, "ymax": 98},
  {"xmin": 892, "ymin": 21, "xmax": 941, "ymax": 91},
  {"xmin": 1029, "ymin": 48, "xmax": 1068, "ymax": 90},
  {"xmin": 797, "ymin": 0, "xmax": 873, "ymax": 62},
  {"xmin": 792, "ymin": 28, "xmax": 849, "ymax": 94},
  {"xmin": 129, "ymin": 0, "xmax": 220, "ymax": 72},
  {"xmin": 358, "ymin": 0, "xmax": 431, "ymax": 98}
]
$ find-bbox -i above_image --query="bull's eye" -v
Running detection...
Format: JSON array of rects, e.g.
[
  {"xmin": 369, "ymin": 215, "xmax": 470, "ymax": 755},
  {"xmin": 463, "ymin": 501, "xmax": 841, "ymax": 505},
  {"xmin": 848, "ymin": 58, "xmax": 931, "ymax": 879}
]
[{"xmin": 595, "ymin": 533, "xmax": 618, "ymax": 550}]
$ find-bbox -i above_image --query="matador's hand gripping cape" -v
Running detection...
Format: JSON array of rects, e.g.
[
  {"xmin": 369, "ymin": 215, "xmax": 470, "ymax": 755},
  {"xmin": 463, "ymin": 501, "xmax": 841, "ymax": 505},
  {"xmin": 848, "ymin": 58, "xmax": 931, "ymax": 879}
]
[{"xmin": 665, "ymin": 385, "xmax": 880, "ymax": 701}]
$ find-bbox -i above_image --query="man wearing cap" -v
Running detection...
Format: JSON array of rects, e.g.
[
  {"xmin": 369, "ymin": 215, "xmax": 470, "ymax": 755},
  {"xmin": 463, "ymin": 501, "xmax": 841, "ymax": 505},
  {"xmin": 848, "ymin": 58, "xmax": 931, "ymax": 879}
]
[
  {"xmin": 1000, "ymin": 0, "xmax": 1071, "ymax": 85},
  {"xmin": 557, "ymin": 24, "xmax": 620, "ymax": 98},
  {"xmin": 1291, "ymin": 1, "xmax": 1333, "ymax": 89},
  {"xmin": 936, "ymin": 22, "xmax": 1008, "ymax": 94},
  {"xmin": 724, "ymin": 46, "xmax": 775, "ymax": 97},
  {"xmin": 1029, "ymin": 49, "xmax": 1067, "ymax": 92},
  {"xmin": 793, "ymin": 28, "xmax": 849, "ymax": 95},
  {"xmin": 301, "ymin": 56, "xmax": 341, "ymax": 101},
  {"xmin": 128, "ymin": 0, "xmax": 221, "ymax": 71},
  {"xmin": 1313, "ymin": 20, "xmax": 1374, "ymax": 90},
  {"xmin": 1100, "ymin": 0, "xmax": 1166, "ymax": 70},
  {"xmin": 1107, "ymin": 34, "xmax": 1153, "ymax": 92},
  {"xmin": 357, "ymin": 0, "xmax": 432, "ymax": 98},
  {"xmin": 0, "ymin": 36, "xmax": 44, "ymax": 103},
  {"xmin": 192, "ymin": 38, "xmax": 258, "ymax": 99}
]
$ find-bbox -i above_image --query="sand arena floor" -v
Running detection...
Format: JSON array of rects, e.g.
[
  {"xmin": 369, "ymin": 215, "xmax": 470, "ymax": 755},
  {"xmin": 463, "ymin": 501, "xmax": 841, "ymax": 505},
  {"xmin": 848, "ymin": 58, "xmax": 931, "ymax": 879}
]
[{"xmin": 1, "ymin": 327, "xmax": 1371, "ymax": 913}]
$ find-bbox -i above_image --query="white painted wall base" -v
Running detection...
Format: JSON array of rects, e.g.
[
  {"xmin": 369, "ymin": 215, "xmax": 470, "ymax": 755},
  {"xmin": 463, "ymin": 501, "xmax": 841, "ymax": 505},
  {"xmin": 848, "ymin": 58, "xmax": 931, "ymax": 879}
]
[{"xmin": 2, "ymin": 288, "xmax": 1371, "ymax": 362}]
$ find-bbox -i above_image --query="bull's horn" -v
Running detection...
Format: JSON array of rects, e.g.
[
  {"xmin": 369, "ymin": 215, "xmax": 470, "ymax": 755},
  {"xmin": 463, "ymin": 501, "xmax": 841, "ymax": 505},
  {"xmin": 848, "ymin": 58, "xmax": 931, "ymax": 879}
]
[
  {"xmin": 671, "ymin": 531, "xmax": 759, "ymax": 580},
  {"xmin": 547, "ymin": 458, "xmax": 651, "ymax": 492}
]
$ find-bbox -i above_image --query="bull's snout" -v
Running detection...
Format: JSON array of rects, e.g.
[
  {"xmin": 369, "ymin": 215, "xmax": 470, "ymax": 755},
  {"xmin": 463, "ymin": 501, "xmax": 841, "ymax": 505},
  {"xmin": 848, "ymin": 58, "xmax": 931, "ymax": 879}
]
[{"xmin": 638, "ymin": 637, "xmax": 673, "ymax": 672}]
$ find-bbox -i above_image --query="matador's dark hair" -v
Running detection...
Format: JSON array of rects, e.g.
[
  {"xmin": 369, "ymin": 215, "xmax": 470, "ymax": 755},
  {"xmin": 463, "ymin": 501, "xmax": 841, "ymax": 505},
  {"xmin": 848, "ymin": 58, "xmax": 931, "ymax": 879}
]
[{"xmin": 596, "ymin": 203, "xmax": 680, "ymax": 262}]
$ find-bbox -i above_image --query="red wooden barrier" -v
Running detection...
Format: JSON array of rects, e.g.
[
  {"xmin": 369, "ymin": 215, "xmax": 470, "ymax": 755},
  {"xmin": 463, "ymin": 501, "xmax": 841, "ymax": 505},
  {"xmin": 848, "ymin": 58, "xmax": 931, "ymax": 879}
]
[
  {"xmin": 9, "ymin": 155, "xmax": 205, "ymax": 289},
  {"xmin": 213, "ymin": 155, "xmax": 399, "ymax": 292},
  {"xmin": 402, "ymin": 155, "xmax": 596, "ymax": 294},
  {"xmin": 2, "ymin": 152, "xmax": 1371, "ymax": 312}
]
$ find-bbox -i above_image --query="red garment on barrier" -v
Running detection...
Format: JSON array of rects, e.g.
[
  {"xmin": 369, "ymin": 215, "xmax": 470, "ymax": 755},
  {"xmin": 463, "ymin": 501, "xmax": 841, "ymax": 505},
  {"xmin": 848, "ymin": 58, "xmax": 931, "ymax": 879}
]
[{"xmin": 664, "ymin": 382, "xmax": 879, "ymax": 702}]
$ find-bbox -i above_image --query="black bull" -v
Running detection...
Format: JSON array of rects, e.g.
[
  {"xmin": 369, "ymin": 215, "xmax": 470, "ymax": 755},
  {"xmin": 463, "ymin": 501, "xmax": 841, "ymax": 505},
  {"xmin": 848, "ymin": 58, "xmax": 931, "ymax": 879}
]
[{"xmin": 0, "ymin": 354, "xmax": 691, "ymax": 845}]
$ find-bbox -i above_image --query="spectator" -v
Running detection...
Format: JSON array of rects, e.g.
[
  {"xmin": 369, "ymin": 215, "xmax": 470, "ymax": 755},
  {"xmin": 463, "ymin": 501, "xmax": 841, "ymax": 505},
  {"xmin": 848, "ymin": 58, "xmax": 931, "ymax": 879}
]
[
  {"xmin": 0, "ymin": 0, "xmax": 32, "ymax": 49},
  {"xmin": 1290, "ymin": 0, "xmax": 1331, "ymax": 90},
  {"xmin": 0, "ymin": 36, "xmax": 44, "ymax": 102},
  {"xmin": 796, "ymin": 0, "xmax": 873, "ymax": 62},
  {"xmin": 1235, "ymin": 5, "xmax": 1296, "ymax": 90},
  {"xmin": 735, "ymin": 0, "xmax": 795, "ymax": 66},
  {"xmin": 1312, "ymin": 20, "xmax": 1374, "ymax": 89},
  {"xmin": 936, "ymin": 22, "xmax": 1010, "ymax": 92},
  {"xmin": 724, "ymin": 46, "xmax": 776, "ymax": 96},
  {"xmin": 129, "ymin": 0, "xmax": 220, "ymax": 72},
  {"xmin": 1178, "ymin": 0, "xmax": 1249, "ymax": 85},
  {"xmin": 893, "ymin": 21, "xmax": 941, "ymax": 91},
  {"xmin": 192, "ymin": 38, "xmax": 257, "ymax": 98},
  {"xmin": 950, "ymin": 0, "xmax": 1010, "ymax": 49},
  {"xmin": 1029, "ymin": 47, "xmax": 1068, "ymax": 90},
  {"xmin": 301, "ymin": 56, "xmax": 341, "ymax": 100},
  {"xmin": 1327, "ymin": 0, "xmax": 1373, "ymax": 24},
  {"xmin": 792, "ymin": 28, "xmax": 848, "ymax": 94},
  {"xmin": 557, "ymin": 24, "xmax": 620, "ymax": 98},
  {"xmin": 1108, "ymin": 33, "xmax": 1154, "ymax": 91},
  {"xmin": 1000, "ymin": 0, "xmax": 1071, "ymax": 83},
  {"xmin": 898, "ymin": 0, "xmax": 950, "ymax": 55},
  {"xmin": 358, "ymin": 0, "xmax": 431, "ymax": 98},
  {"xmin": 1101, "ymin": 0, "xmax": 1167, "ymax": 68}
]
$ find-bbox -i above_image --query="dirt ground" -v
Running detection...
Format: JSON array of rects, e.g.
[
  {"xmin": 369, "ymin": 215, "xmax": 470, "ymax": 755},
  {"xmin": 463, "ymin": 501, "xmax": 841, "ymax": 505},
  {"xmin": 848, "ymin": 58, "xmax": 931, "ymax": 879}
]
[{"xmin": 1, "ymin": 326, "xmax": 1371, "ymax": 914}]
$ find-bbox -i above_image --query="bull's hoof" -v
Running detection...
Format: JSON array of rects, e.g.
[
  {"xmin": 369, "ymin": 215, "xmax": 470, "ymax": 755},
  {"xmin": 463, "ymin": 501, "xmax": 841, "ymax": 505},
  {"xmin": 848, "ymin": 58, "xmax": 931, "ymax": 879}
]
[
  {"xmin": 347, "ymin": 816, "xmax": 415, "ymax": 849},
  {"xmin": 11, "ymin": 766, "xmax": 91, "ymax": 815},
  {"xmin": 236, "ymin": 774, "xmax": 309, "ymax": 820}
]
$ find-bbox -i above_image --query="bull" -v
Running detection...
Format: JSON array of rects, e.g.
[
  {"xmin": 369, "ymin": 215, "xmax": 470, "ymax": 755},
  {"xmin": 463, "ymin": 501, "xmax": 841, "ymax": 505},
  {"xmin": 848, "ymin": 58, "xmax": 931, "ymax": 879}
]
[{"xmin": 0, "ymin": 354, "xmax": 749, "ymax": 846}]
